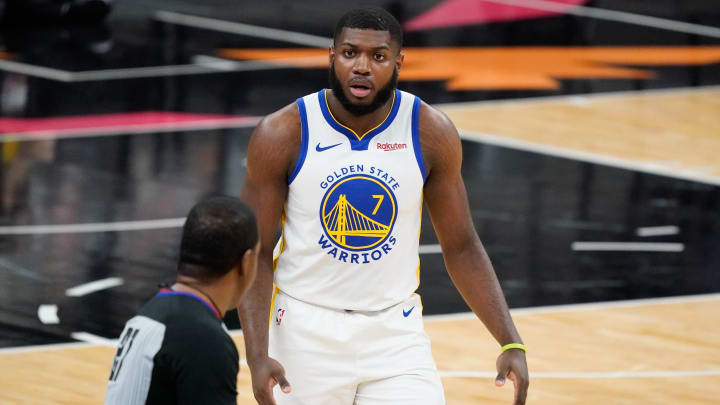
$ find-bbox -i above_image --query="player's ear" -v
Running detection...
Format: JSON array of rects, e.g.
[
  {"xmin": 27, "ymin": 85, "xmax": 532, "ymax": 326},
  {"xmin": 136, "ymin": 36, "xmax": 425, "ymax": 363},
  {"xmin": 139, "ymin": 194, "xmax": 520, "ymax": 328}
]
[
  {"xmin": 329, "ymin": 45, "xmax": 336, "ymax": 64},
  {"xmin": 395, "ymin": 50, "xmax": 404, "ymax": 72}
]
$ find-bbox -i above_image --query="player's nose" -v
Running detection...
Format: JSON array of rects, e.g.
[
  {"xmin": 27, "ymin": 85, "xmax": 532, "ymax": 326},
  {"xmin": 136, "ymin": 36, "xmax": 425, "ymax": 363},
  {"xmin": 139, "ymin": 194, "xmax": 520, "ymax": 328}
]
[{"xmin": 352, "ymin": 54, "xmax": 371, "ymax": 75}]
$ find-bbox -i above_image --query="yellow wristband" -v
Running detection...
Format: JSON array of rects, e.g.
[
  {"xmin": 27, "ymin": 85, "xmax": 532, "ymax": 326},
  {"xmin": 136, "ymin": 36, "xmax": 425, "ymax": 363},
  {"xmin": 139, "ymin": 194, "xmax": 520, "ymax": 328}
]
[{"xmin": 501, "ymin": 343, "xmax": 526, "ymax": 353}]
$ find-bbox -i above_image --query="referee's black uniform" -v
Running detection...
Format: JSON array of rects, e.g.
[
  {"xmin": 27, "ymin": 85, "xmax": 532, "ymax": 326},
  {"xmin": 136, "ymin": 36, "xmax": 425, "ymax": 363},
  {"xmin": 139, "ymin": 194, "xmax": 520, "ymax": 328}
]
[{"xmin": 105, "ymin": 289, "xmax": 239, "ymax": 404}]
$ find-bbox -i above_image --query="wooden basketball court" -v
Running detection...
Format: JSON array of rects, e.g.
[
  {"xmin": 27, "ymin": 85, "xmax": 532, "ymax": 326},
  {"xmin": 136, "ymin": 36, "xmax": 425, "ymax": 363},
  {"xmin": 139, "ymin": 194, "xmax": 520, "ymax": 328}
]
[
  {"xmin": 2, "ymin": 0, "xmax": 720, "ymax": 403},
  {"xmin": 2, "ymin": 294, "xmax": 718, "ymax": 404}
]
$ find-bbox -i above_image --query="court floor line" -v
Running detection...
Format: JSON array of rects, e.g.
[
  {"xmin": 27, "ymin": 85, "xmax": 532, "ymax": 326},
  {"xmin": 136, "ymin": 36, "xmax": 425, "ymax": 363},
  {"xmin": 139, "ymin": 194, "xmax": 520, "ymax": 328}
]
[
  {"xmin": 571, "ymin": 242, "xmax": 684, "ymax": 252},
  {"xmin": 437, "ymin": 84, "xmax": 720, "ymax": 111},
  {"xmin": 65, "ymin": 277, "xmax": 124, "ymax": 297},
  {"xmin": 37, "ymin": 305, "xmax": 60, "ymax": 325},
  {"xmin": 0, "ymin": 50, "xmax": 315, "ymax": 82},
  {"xmin": 0, "ymin": 257, "xmax": 42, "ymax": 280},
  {"xmin": 458, "ymin": 129, "xmax": 720, "ymax": 188},
  {"xmin": 154, "ymin": 10, "xmax": 332, "ymax": 48},
  {"xmin": 2, "ymin": 293, "xmax": 717, "ymax": 354},
  {"xmin": 70, "ymin": 332, "xmax": 117, "ymax": 346},
  {"xmin": 0, "ymin": 218, "xmax": 186, "ymax": 235},
  {"xmin": 439, "ymin": 369, "xmax": 720, "ymax": 379},
  {"xmin": 419, "ymin": 244, "xmax": 442, "ymax": 254},
  {"xmin": 482, "ymin": 0, "xmax": 720, "ymax": 39},
  {"xmin": 0, "ymin": 59, "xmax": 74, "ymax": 82},
  {"xmin": 10, "ymin": 329, "xmax": 718, "ymax": 380},
  {"xmin": 637, "ymin": 225, "xmax": 680, "ymax": 237},
  {"xmin": 423, "ymin": 292, "xmax": 720, "ymax": 322},
  {"xmin": 68, "ymin": 60, "xmax": 286, "ymax": 82},
  {"xmin": 0, "ymin": 220, "xmax": 445, "ymax": 260}
]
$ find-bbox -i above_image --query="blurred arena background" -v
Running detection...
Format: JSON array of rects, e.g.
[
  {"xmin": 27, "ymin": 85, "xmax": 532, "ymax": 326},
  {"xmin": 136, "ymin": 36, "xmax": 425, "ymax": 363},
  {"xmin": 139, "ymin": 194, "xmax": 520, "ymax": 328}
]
[{"xmin": 0, "ymin": 0, "xmax": 719, "ymax": 403}]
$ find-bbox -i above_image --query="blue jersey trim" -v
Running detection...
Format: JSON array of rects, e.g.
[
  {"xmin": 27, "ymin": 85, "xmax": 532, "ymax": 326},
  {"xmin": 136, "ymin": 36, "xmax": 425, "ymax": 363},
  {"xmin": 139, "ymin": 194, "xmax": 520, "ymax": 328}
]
[
  {"xmin": 318, "ymin": 89, "xmax": 402, "ymax": 151},
  {"xmin": 157, "ymin": 290, "xmax": 221, "ymax": 319},
  {"xmin": 411, "ymin": 96, "xmax": 427, "ymax": 182},
  {"xmin": 288, "ymin": 97, "xmax": 309, "ymax": 184}
]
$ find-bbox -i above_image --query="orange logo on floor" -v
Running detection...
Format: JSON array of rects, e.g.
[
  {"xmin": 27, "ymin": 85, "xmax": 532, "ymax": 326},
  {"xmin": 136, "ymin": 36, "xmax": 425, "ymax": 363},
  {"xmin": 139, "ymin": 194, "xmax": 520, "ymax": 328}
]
[{"xmin": 218, "ymin": 47, "xmax": 720, "ymax": 90}]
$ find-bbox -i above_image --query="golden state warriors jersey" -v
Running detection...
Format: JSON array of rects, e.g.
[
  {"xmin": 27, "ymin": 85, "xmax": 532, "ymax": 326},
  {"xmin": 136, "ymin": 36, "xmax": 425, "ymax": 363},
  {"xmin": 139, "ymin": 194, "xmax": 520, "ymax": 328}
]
[{"xmin": 274, "ymin": 89, "xmax": 426, "ymax": 311}]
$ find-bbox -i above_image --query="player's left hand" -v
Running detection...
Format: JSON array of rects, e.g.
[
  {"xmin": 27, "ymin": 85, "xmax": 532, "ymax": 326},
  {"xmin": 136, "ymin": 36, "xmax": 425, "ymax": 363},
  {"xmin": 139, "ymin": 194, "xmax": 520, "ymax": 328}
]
[{"xmin": 495, "ymin": 348, "xmax": 529, "ymax": 405}]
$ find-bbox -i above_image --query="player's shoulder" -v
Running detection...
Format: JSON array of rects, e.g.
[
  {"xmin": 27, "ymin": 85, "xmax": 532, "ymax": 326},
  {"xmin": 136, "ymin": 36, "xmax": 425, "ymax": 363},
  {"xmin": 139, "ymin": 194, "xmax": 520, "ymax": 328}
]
[
  {"xmin": 415, "ymin": 100, "xmax": 461, "ymax": 171},
  {"xmin": 253, "ymin": 101, "xmax": 301, "ymax": 143},
  {"xmin": 247, "ymin": 101, "xmax": 304, "ymax": 176},
  {"xmin": 417, "ymin": 100, "xmax": 458, "ymax": 141}
]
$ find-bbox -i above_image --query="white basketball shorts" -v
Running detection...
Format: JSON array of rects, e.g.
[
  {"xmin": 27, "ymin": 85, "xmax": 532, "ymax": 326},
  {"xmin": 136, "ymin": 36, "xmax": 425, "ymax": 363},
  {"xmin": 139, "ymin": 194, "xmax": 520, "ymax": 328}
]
[{"xmin": 268, "ymin": 290, "xmax": 445, "ymax": 405}]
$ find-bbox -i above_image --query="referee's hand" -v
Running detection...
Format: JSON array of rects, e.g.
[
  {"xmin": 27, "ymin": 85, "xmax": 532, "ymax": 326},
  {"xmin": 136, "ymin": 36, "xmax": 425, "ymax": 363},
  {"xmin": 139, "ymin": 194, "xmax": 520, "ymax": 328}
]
[
  {"xmin": 495, "ymin": 349, "xmax": 529, "ymax": 405},
  {"xmin": 250, "ymin": 356, "xmax": 291, "ymax": 405}
]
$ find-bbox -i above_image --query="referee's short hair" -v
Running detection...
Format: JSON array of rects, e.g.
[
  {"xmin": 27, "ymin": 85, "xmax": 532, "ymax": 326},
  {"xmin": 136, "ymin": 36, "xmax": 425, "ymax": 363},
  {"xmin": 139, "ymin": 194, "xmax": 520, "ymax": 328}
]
[{"xmin": 178, "ymin": 196, "xmax": 258, "ymax": 280}]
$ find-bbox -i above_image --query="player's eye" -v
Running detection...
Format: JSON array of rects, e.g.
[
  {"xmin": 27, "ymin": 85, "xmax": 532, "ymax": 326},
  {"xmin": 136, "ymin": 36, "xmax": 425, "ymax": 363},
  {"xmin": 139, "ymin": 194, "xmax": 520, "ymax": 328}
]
[
  {"xmin": 374, "ymin": 53, "xmax": 386, "ymax": 61},
  {"xmin": 343, "ymin": 49, "xmax": 355, "ymax": 57}
]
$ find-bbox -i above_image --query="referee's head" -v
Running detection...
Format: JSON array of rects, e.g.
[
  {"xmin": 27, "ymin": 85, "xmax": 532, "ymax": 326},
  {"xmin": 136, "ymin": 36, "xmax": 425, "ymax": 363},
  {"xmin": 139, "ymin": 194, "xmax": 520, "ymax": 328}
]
[{"xmin": 178, "ymin": 196, "xmax": 259, "ymax": 299}]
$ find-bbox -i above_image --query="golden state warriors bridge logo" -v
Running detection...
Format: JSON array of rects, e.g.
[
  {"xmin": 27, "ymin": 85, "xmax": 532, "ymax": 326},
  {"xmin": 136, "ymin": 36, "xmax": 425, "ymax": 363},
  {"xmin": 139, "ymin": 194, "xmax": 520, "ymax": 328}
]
[{"xmin": 318, "ymin": 170, "xmax": 398, "ymax": 263}]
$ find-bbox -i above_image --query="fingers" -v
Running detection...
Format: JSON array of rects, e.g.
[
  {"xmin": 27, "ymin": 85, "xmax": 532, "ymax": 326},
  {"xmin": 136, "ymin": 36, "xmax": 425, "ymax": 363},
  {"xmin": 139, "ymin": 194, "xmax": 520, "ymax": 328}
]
[
  {"xmin": 252, "ymin": 358, "xmax": 292, "ymax": 405},
  {"xmin": 509, "ymin": 369, "xmax": 529, "ymax": 405},
  {"xmin": 496, "ymin": 351, "xmax": 529, "ymax": 405},
  {"xmin": 495, "ymin": 368, "xmax": 508, "ymax": 387},
  {"xmin": 274, "ymin": 373, "xmax": 292, "ymax": 394}
]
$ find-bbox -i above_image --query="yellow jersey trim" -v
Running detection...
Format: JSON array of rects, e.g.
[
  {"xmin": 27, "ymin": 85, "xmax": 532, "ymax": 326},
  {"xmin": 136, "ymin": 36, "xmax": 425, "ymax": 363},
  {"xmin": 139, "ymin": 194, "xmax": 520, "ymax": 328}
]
[{"xmin": 323, "ymin": 89, "xmax": 396, "ymax": 141}]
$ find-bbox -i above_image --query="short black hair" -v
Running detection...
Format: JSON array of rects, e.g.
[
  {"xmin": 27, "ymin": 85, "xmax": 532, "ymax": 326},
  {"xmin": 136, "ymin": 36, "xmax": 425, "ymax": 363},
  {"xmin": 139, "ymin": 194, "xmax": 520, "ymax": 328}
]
[
  {"xmin": 334, "ymin": 7, "xmax": 403, "ymax": 50},
  {"xmin": 178, "ymin": 196, "xmax": 258, "ymax": 279}
]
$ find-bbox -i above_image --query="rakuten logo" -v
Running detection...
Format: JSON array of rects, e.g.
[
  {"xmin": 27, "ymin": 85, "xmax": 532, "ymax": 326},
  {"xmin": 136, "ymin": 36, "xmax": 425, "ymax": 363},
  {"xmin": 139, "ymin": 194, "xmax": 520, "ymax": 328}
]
[{"xmin": 377, "ymin": 142, "xmax": 407, "ymax": 151}]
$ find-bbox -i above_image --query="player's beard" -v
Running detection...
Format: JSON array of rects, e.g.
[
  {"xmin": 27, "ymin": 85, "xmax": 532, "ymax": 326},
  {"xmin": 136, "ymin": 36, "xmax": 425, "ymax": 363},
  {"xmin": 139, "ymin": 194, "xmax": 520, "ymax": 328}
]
[{"xmin": 329, "ymin": 64, "xmax": 398, "ymax": 117}]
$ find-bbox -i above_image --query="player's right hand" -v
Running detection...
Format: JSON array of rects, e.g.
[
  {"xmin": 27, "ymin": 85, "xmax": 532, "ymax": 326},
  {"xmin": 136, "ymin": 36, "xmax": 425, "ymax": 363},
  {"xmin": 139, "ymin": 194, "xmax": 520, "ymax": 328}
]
[{"xmin": 249, "ymin": 356, "xmax": 291, "ymax": 405}]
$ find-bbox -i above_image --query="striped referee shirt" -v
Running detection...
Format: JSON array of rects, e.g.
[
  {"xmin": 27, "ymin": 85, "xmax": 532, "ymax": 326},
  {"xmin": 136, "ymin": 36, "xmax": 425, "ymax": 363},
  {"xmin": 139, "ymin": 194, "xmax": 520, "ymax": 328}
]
[{"xmin": 105, "ymin": 289, "xmax": 238, "ymax": 404}]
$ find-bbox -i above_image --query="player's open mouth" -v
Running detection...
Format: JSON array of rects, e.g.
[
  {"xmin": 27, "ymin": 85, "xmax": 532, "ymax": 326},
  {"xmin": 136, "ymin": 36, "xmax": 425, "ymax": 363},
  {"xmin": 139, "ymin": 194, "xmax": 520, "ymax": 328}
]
[{"xmin": 349, "ymin": 84, "xmax": 371, "ymax": 98}]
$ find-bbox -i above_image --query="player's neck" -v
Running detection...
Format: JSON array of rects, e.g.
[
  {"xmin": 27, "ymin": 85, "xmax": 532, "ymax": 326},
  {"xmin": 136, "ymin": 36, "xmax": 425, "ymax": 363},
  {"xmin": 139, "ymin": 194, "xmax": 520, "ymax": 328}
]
[
  {"xmin": 172, "ymin": 278, "xmax": 230, "ymax": 318},
  {"xmin": 327, "ymin": 90, "xmax": 394, "ymax": 136}
]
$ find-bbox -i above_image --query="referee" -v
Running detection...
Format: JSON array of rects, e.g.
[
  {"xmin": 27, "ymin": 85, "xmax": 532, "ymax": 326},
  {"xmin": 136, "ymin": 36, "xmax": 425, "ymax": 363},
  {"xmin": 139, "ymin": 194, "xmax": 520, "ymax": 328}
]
[{"xmin": 105, "ymin": 196, "xmax": 261, "ymax": 404}]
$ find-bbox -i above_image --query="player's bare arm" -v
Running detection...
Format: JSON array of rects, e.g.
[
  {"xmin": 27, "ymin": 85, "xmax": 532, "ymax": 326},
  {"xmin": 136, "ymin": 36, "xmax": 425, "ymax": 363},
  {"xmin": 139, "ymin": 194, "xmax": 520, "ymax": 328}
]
[
  {"xmin": 420, "ymin": 102, "xmax": 529, "ymax": 405},
  {"xmin": 238, "ymin": 104, "xmax": 299, "ymax": 404}
]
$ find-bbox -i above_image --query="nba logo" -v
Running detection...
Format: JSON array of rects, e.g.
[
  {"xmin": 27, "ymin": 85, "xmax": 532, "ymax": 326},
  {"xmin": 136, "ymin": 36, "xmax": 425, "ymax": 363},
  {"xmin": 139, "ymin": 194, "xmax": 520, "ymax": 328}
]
[{"xmin": 276, "ymin": 308, "xmax": 286, "ymax": 326}]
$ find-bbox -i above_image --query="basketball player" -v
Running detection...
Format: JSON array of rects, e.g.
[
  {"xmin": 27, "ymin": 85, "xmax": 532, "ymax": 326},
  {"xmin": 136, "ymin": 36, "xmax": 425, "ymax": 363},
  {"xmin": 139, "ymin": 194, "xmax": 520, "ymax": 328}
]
[
  {"xmin": 239, "ymin": 7, "xmax": 529, "ymax": 405},
  {"xmin": 105, "ymin": 196, "xmax": 259, "ymax": 405}
]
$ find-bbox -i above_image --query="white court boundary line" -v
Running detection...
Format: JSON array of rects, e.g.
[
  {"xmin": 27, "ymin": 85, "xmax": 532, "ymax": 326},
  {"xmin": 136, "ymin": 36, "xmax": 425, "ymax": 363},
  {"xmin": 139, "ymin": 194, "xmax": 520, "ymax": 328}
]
[
  {"xmin": 37, "ymin": 305, "xmax": 60, "ymax": 325},
  {"xmin": 0, "ymin": 218, "xmax": 186, "ymax": 235},
  {"xmin": 637, "ymin": 225, "xmax": 680, "ymax": 237},
  {"xmin": 65, "ymin": 277, "xmax": 124, "ymax": 297},
  {"xmin": 439, "ymin": 369, "xmax": 720, "ymax": 379},
  {"xmin": 419, "ymin": 244, "xmax": 442, "ymax": 254},
  {"xmin": 481, "ymin": 0, "xmax": 720, "ymax": 38},
  {"xmin": 70, "ymin": 332, "xmax": 118, "ymax": 346},
  {"xmin": 2, "ymin": 293, "xmax": 718, "ymax": 354},
  {"xmin": 424, "ymin": 292, "xmax": 720, "ymax": 322},
  {"xmin": 24, "ymin": 330, "xmax": 720, "ymax": 379},
  {"xmin": 0, "ymin": 60, "xmax": 74, "ymax": 82},
  {"xmin": 571, "ymin": 242, "xmax": 684, "ymax": 252},
  {"xmin": 437, "ymin": 84, "xmax": 720, "ymax": 111},
  {"xmin": 459, "ymin": 129, "xmax": 720, "ymax": 187},
  {"xmin": 154, "ymin": 10, "xmax": 331, "ymax": 48},
  {"xmin": 444, "ymin": 86, "xmax": 720, "ymax": 187}
]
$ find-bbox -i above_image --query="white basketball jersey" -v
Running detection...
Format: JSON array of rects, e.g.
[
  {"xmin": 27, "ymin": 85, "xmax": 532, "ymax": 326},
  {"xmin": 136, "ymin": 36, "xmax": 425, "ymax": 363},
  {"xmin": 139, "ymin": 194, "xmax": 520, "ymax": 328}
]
[{"xmin": 274, "ymin": 89, "xmax": 426, "ymax": 311}]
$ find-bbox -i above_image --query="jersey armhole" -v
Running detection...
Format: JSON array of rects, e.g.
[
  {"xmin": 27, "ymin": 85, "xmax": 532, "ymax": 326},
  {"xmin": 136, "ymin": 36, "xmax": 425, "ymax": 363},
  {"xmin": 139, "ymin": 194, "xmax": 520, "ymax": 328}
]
[
  {"xmin": 411, "ymin": 96, "xmax": 427, "ymax": 182},
  {"xmin": 288, "ymin": 98, "xmax": 309, "ymax": 185}
]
